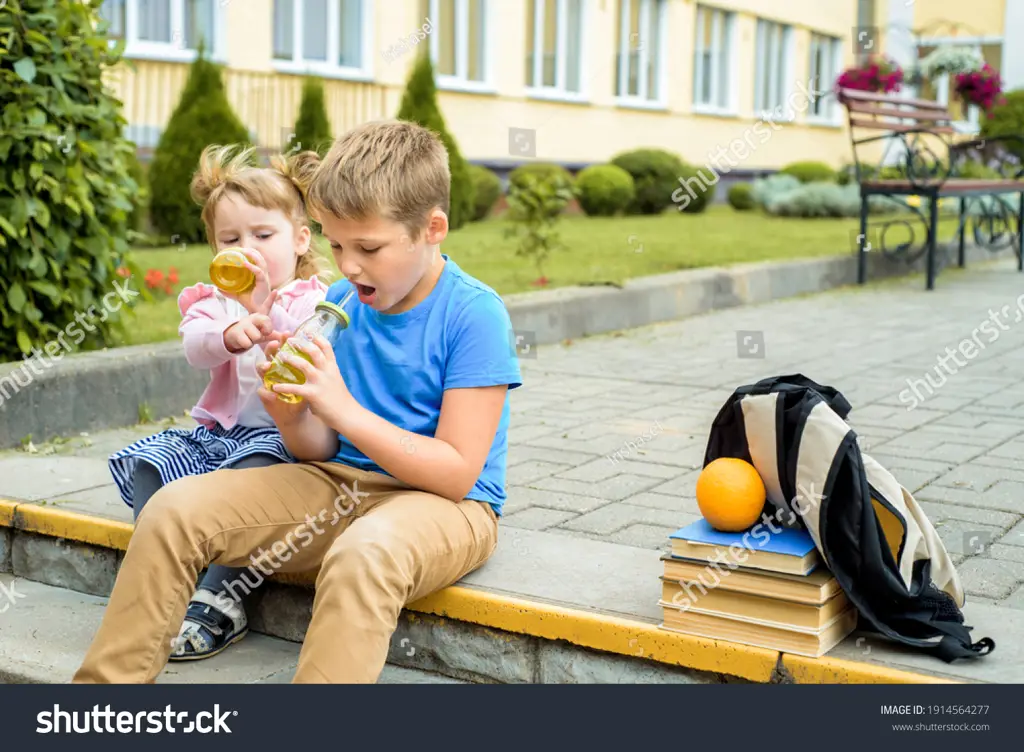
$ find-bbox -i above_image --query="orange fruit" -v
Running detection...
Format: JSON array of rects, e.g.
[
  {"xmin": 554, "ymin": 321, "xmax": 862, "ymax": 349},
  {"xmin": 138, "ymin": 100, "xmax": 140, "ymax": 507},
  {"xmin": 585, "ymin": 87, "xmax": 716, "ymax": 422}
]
[{"xmin": 695, "ymin": 457, "xmax": 767, "ymax": 532}]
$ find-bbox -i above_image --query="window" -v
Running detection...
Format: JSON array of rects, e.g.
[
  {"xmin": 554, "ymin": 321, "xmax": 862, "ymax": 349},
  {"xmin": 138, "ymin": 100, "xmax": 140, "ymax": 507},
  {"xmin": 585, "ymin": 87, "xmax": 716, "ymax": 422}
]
[
  {"xmin": 419, "ymin": 0, "xmax": 489, "ymax": 89},
  {"xmin": 273, "ymin": 0, "xmax": 367, "ymax": 75},
  {"xmin": 807, "ymin": 33, "xmax": 841, "ymax": 123},
  {"xmin": 526, "ymin": 0, "xmax": 585, "ymax": 98},
  {"xmin": 692, "ymin": 5, "xmax": 734, "ymax": 112},
  {"xmin": 99, "ymin": 0, "xmax": 126, "ymax": 40},
  {"xmin": 614, "ymin": 0, "xmax": 665, "ymax": 104},
  {"xmin": 99, "ymin": 0, "xmax": 221, "ymax": 60},
  {"xmin": 754, "ymin": 19, "xmax": 794, "ymax": 119}
]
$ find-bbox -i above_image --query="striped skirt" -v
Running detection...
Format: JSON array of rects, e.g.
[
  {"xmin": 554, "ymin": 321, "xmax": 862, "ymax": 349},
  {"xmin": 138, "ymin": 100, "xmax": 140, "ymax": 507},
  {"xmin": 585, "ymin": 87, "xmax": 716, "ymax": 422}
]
[{"xmin": 109, "ymin": 423, "xmax": 294, "ymax": 509}]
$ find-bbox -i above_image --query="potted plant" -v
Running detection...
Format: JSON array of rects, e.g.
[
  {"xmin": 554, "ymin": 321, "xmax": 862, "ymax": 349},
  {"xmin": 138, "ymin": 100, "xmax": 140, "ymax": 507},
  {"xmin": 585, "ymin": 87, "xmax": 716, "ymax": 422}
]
[
  {"xmin": 955, "ymin": 63, "xmax": 1005, "ymax": 114},
  {"xmin": 835, "ymin": 56, "xmax": 904, "ymax": 99},
  {"xmin": 917, "ymin": 46, "xmax": 984, "ymax": 80}
]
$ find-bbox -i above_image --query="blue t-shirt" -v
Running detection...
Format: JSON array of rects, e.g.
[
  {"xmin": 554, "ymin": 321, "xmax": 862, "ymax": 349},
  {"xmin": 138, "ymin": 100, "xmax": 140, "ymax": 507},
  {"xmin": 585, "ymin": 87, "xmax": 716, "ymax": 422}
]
[{"xmin": 323, "ymin": 255, "xmax": 522, "ymax": 516}]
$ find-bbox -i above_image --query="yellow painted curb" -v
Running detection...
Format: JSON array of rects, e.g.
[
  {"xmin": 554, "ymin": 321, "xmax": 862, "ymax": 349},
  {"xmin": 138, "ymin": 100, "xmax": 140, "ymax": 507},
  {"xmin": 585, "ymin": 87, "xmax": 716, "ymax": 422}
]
[
  {"xmin": 0, "ymin": 501, "xmax": 954, "ymax": 685},
  {"xmin": 782, "ymin": 654, "xmax": 961, "ymax": 685},
  {"xmin": 409, "ymin": 586, "xmax": 780, "ymax": 682},
  {"xmin": 11, "ymin": 502, "xmax": 134, "ymax": 552},
  {"xmin": 0, "ymin": 499, "xmax": 17, "ymax": 528}
]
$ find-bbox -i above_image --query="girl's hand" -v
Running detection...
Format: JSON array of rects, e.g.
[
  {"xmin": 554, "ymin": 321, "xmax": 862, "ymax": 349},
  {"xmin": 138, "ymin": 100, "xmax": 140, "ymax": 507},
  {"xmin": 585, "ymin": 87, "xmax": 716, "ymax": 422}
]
[
  {"xmin": 223, "ymin": 313, "xmax": 274, "ymax": 354},
  {"xmin": 267, "ymin": 334, "xmax": 356, "ymax": 425},
  {"xmin": 223, "ymin": 248, "xmax": 275, "ymax": 315}
]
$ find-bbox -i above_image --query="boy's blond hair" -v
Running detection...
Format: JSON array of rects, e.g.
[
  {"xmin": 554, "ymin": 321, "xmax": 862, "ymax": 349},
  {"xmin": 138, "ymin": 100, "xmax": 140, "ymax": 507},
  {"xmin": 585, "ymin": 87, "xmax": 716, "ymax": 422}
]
[
  {"xmin": 190, "ymin": 144, "xmax": 330, "ymax": 282},
  {"xmin": 303, "ymin": 119, "xmax": 451, "ymax": 238}
]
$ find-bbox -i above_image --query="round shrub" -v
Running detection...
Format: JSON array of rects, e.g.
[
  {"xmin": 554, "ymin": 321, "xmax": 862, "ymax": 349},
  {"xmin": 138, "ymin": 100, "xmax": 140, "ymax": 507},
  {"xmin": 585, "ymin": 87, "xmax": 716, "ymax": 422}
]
[
  {"xmin": 610, "ymin": 148, "xmax": 686, "ymax": 214},
  {"xmin": 574, "ymin": 164, "xmax": 635, "ymax": 216},
  {"xmin": 469, "ymin": 164, "xmax": 501, "ymax": 221},
  {"xmin": 727, "ymin": 183, "xmax": 755, "ymax": 211},
  {"xmin": 673, "ymin": 163, "xmax": 717, "ymax": 213},
  {"xmin": 981, "ymin": 89, "xmax": 1024, "ymax": 162},
  {"xmin": 508, "ymin": 162, "xmax": 574, "ymax": 192},
  {"xmin": 778, "ymin": 160, "xmax": 838, "ymax": 184}
]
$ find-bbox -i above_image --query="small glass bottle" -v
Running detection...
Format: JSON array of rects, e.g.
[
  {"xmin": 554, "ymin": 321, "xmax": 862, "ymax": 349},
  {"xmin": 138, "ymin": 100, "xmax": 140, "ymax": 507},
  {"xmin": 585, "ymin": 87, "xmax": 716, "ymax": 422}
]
[
  {"xmin": 209, "ymin": 248, "xmax": 255, "ymax": 295},
  {"xmin": 263, "ymin": 299, "xmax": 352, "ymax": 404}
]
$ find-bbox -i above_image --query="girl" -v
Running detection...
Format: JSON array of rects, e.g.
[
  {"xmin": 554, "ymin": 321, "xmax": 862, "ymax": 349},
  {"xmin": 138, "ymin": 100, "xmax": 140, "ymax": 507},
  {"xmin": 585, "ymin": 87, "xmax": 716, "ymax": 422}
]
[{"xmin": 108, "ymin": 144, "xmax": 330, "ymax": 661}]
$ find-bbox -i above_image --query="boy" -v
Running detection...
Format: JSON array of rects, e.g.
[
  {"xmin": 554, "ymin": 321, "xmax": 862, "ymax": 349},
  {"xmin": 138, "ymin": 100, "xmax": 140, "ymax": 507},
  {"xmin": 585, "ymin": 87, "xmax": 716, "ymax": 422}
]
[{"xmin": 73, "ymin": 120, "xmax": 522, "ymax": 684}]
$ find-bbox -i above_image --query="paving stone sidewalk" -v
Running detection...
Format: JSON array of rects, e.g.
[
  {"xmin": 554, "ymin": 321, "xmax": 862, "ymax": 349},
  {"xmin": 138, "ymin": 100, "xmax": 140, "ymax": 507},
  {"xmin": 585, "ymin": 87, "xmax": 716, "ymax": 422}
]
[{"xmin": 4, "ymin": 261, "xmax": 1024, "ymax": 616}]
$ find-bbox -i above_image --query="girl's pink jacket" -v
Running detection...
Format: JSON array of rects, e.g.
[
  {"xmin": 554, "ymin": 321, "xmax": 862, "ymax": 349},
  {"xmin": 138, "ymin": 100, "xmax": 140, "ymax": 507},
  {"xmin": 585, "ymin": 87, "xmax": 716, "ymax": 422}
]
[{"xmin": 177, "ymin": 277, "xmax": 328, "ymax": 429}]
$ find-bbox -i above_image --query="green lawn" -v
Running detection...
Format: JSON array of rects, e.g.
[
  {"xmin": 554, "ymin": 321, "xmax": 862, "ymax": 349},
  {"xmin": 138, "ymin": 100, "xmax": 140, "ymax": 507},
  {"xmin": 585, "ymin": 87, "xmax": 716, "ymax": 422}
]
[{"xmin": 117, "ymin": 206, "xmax": 962, "ymax": 347}]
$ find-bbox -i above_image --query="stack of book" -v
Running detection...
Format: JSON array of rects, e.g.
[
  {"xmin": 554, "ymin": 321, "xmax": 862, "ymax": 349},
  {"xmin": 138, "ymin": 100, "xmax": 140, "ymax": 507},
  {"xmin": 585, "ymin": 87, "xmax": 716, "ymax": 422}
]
[{"xmin": 658, "ymin": 518, "xmax": 858, "ymax": 657}]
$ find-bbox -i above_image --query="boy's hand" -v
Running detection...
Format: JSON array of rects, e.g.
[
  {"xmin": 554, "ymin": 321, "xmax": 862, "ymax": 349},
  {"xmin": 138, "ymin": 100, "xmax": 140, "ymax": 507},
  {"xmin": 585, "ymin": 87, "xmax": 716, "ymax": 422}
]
[
  {"xmin": 223, "ymin": 313, "xmax": 274, "ymax": 354},
  {"xmin": 256, "ymin": 338, "xmax": 310, "ymax": 425},
  {"xmin": 266, "ymin": 334, "xmax": 356, "ymax": 425},
  {"xmin": 222, "ymin": 248, "xmax": 276, "ymax": 315}
]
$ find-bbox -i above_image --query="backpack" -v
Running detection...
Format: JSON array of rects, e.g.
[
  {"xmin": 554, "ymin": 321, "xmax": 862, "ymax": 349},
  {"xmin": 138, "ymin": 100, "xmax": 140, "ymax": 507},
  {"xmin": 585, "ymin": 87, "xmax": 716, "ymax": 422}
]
[{"xmin": 702, "ymin": 374, "xmax": 995, "ymax": 662}]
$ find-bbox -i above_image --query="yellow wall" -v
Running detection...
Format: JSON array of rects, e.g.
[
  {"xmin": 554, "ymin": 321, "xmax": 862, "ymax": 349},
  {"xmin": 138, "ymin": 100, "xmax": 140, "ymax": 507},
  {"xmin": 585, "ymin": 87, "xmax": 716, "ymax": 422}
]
[
  {"xmin": 108, "ymin": 0, "xmax": 1004, "ymax": 170},
  {"xmin": 913, "ymin": 0, "xmax": 1005, "ymax": 38}
]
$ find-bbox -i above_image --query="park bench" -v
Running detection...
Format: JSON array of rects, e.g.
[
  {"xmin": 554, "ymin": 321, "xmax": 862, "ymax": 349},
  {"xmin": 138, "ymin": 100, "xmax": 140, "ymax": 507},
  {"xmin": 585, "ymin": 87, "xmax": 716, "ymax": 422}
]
[{"xmin": 839, "ymin": 87, "xmax": 1024, "ymax": 290}]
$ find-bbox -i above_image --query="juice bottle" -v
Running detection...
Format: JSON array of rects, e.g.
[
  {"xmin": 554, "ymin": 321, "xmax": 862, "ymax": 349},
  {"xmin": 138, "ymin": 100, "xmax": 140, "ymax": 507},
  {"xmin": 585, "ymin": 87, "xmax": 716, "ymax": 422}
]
[
  {"xmin": 209, "ymin": 248, "xmax": 256, "ymax": 295},
  {"xmin": 263, "ymin": 296, "xmax": 353, "ymax": 403}
]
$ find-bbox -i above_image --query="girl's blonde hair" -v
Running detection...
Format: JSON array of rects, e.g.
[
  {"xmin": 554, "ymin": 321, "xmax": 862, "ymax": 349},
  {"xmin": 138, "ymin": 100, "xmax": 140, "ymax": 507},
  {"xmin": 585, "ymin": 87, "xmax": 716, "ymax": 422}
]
[{"xmin": 190, "ymin": 144, "xmax": 330, "ymax": 283}]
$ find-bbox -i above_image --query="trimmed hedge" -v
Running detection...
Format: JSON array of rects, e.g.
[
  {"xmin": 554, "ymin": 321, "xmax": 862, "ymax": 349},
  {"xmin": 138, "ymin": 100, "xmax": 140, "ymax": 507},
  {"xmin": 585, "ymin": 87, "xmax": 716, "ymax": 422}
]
[
  {"xmin": 396, "ymin": 52, "xmax": 474, "ymax": 231},
  {"xmin": 574, "ymin": 164, "xmax": 635, "ymax": 216},
  {"xmin": 727, "ymin": 183, "xmax": 755, "ymax": 211},
  {"xmin": 508, "ymin": 162, "xmax": 574, "ymax": 192},
  {"xmin": 981, "ymin": 89, "xmax": 1024, "ymax": 162},
  {"xmin": 289, "ymin": 76, "xmax": 333, "ymax": 156},
  {"xmin": 610, "ymin": 148, "xmax": 686, "ymax": 214},
  {"xmin": 469, "ymin": 164, "xmax": 501, "ymax": 221},
  {"xmin": 148, "ymin": 45, "xmax": 250, "ymax": 243},
  {"xmin": 779, "ymin": 160, "xmax": 837, "ymax": 184},
  {"xmin": 673, "ymin": 163, "xmax": 716, "ymax": 213}
]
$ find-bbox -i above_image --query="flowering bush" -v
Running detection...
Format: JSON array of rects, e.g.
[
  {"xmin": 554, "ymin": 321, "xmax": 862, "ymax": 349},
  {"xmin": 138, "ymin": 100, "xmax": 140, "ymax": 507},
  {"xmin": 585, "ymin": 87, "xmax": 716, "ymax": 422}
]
[
  {"xmin": 918, "ymin": 46, "xmax": 983, "ymax": 79},
  {"xmin": 143, "ymin": 267, "xmax": 180, "ymax": 296},
  {"xmin": 955, "ymin": 64, "xmax": 1005, "ymax": 113},
  {"xmin": 836, "ymin": 57, "xmax": 904, "ymax": 96}
]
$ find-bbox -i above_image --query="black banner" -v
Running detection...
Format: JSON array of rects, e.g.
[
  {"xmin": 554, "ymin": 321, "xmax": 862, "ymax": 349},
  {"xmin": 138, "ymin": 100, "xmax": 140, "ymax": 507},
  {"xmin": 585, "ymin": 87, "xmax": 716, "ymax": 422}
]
[{"xmin": 2, "ymin": 683, "xmax": 1021, "ymax": 750}]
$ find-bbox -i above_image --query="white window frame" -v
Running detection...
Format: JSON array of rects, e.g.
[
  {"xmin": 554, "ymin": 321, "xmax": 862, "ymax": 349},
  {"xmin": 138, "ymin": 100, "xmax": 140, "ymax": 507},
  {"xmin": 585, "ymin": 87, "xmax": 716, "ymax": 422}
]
[
  {"xmin": 421, "ymin": 0, "xmax": 494, "ymax": 93},
  {"xmin": 914, "ymin": 36, "xmax": 1003, "ymax": 136},
  {"xmin": 526, "ymin": 0, "xmax": 589, "ymax": 103},
  {"xmin": 102, "ymin": 0, "xmax": 227, "ymax": 63},
  {"xmin": 614, "ymin": 0, "xmax": 667, "ymax": 109},
  {"xmin": 754, "ymin": 18, "xmax": 795, "ymax": 122},
  {"xmin": 271, "ymin": 0, "xmax": 374, "ymax": 82},
  {"xmin": 805, "ymin": 32, "xmax": 843, "ymax": 126},
  {"xmin": 691, "ymin": 5, "xmax": 736, "ymax": 116}
]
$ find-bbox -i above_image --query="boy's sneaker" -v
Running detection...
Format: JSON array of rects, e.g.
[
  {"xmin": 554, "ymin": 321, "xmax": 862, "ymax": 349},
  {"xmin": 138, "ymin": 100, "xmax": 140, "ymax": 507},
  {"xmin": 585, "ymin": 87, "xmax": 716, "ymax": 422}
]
[{"xmin": 168, "ymin": 588, "xmax": 248, "ymax": 662}]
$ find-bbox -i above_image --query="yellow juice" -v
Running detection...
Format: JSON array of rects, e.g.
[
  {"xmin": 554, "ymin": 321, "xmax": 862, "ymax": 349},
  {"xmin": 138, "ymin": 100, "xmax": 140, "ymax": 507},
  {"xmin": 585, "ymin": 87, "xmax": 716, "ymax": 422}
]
[
  {"xmin": 209, "ymin": 249, "xmax": 255, "ymax": 294},
  {"xmin": 263, "ymin": 343, "xmax": 313, "ymax": 404}
]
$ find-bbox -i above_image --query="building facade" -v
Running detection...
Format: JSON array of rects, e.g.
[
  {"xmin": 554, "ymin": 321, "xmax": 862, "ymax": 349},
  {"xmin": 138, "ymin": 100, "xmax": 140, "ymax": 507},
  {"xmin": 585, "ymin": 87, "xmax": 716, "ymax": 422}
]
[{"xmin": 99, "ymin": 0, "xmax": 1023, "ymax": 174}]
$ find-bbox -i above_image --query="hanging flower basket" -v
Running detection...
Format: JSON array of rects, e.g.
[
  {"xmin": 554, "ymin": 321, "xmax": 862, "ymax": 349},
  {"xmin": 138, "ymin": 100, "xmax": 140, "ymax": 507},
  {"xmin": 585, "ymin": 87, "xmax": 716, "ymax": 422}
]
[
  {"xmin": 955, "ymin": 63, "xmax": 1005, "ymax": 114},
  {"xmin": 835, "ymin": 56, "xmax": 904, "ymax": 99}
]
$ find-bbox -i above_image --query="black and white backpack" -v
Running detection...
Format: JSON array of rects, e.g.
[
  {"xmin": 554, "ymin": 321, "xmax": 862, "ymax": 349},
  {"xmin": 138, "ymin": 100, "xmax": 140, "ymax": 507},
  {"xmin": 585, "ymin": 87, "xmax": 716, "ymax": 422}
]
[{"xmin": 702, "ymin": 374, "xmax": 994, "ymax": 662}]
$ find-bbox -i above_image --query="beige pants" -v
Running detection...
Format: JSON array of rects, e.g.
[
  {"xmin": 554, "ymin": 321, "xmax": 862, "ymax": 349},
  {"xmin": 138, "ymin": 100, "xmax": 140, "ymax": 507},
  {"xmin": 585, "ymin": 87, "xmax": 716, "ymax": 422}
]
[{"xmin": 72, "ymin": 460, "xmax": 499, "ymax": 684}]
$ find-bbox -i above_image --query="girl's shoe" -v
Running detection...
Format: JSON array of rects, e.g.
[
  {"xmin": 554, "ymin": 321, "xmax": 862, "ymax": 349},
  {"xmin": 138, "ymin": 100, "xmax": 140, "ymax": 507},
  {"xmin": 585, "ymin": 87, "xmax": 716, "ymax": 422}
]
[{"xmin": 168, "ymin": 588, "xmax": 248, "ymax": 662}]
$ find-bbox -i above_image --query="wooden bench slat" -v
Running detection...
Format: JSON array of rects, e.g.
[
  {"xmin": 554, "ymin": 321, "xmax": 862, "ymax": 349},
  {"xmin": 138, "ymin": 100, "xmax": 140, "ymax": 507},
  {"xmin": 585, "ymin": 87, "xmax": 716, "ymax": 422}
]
[
  {"xmin": 846, "ymin": 102, "xmax": 954, "ymax": 122},
  {"xmin": 848, "ymin": 118, "xmax": 956, "ymax": 134},
  {"xmin": 837, "ymin": 87, "xmax": 950, "ymax": 111},
  {"xmin": 862, "ymin": 178, "xmax": 1023, "ymax": 192}
]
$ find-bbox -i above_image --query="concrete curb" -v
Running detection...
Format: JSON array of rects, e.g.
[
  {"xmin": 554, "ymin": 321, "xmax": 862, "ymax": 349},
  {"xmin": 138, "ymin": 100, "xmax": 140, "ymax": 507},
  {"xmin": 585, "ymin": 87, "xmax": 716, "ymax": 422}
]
[
  {"xmin": 0, "ymin": 499, "xmax": 957, "ymax": 685},
  {"xmin": 0, "ymin": 244, "xmax": 1014, "ymax": 449}
]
